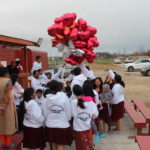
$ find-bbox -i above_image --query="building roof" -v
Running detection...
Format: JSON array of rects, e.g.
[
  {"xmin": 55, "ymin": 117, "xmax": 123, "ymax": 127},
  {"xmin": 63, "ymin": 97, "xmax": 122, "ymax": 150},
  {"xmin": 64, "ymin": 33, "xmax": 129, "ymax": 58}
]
[{"xmin": 0, "ymin": 35, "xmax": 38, "ymax": 47}]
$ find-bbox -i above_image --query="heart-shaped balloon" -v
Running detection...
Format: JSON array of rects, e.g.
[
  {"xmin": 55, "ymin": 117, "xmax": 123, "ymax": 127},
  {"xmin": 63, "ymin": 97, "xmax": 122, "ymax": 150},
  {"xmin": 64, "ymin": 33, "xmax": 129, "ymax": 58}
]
[
  {"xmin": 79, "ymin": 31, "xmax": 90, "ymax": 40},
  {"xmin": 77, "ymin": 18, "xmax": 87, "ymax": 31},
  {"xmin": 74, "ymin": 41, "xmax": 87, "ymax": 48},
  {"xmin": 86, "ymin": 25, "xmax": 97, "ymax": 36},
  {"xmin": 70, "ymin": 28, "xmax": 78, "ymax": 41}
]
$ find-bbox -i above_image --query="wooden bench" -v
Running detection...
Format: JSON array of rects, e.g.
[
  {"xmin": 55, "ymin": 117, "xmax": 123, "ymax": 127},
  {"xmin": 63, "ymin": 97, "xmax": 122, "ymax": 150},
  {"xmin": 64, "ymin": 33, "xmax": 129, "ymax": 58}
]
[
  {"xmin": 125, "ymin": 101, "xmax": 146, "ymax": 135},
  {"xmin": 0, "ymin": 134, "xmax": 23, "ymax": 150},
  {"xmin": 132, "ymin": 99, "xmax": 150, "ymax": 134},
  {"xmin": 136, "ymin": 136, "xmax": 150, "ymax": 150}
]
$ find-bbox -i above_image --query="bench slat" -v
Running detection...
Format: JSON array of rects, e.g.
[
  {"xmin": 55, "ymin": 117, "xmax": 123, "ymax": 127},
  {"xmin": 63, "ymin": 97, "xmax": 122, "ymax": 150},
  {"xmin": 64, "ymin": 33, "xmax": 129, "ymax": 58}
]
[
  {"xmin": 125, "ymin": 101, "xmax": 146, "ymax": 128},
  {"xmin": 136, "ymin": 136, "xmax": 150, "ymax": 150},
  {"xmin": 132, "ymin": 99, "xmax": 150, "ymax": 123}
]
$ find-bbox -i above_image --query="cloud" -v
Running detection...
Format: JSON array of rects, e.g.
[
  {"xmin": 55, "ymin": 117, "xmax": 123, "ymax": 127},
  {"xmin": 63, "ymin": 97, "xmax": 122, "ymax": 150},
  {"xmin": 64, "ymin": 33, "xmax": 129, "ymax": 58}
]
[{"xmin": 0, "ymin": 0, "xmax": 150, "ymax": 56}]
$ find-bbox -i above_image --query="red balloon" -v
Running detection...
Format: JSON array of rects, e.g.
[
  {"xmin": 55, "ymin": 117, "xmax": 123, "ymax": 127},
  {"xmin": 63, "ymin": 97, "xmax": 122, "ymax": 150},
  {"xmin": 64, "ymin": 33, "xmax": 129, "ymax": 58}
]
[
  {"xmin": 55, "ymin": 17, "xmax": 63, "ymax": 24},
  {"xmin": 70, "ymin": 28, "xmax": 78, "ymax": 41},
  {"xmin": 47, "ymin": 26, "xmax": 56, "ymax": 37},
  {"xmin": 86, "ymin": 25, "xmax": 97, "ymax": 36},
  {"xmin": 77, "ymin": 18, "xmax": 87, "ymax": 31},
  {"xmin": 74, "ymin": 41, "xmax": 87, "ymax": 48},
  {"xmin": 63, "ymin": 13, "xmax": 77, "ymax": 27},
  {"xmin": 79, "ymin": 31, "xmax": 90, "ymax": 40},
  {"xmin": 53, "ymin": 22, "xmax": 64, "ymax": 34}
]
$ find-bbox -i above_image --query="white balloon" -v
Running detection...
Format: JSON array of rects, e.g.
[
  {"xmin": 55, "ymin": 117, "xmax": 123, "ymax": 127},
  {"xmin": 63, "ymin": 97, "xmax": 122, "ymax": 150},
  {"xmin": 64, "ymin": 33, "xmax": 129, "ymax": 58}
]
[
  {"xmin": 63, "ymin": 45, "xmax": 72, "ymax": 58},
  {"xmin": 68, "ymin": 40, "xmax": 75, "ymax": 49},
  {"xmin": 56, "ymin": 43, "xmax": 65, "ymax": 52}
]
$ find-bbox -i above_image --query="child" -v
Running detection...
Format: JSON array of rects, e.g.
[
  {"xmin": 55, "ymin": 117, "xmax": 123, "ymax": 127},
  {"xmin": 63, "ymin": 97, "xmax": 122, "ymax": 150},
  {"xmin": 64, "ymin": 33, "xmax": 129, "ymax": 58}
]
[
  {"xmin": 35, "ymin": 89, "xmax": 45, "ymax": 114},
  {"xmin": 20, "ymin": 88, "xmax": 45, "ymax": 150},
  {"xmin": 71, "ymin": 84, "xmax": 98, "ymax": 150},
  {"xmin": 100, "ymin": 84, "xmax": 113, "ymax": 134},
  {"xmin": 43, "ymin": 80, "xmax": 73, "ymax": 150},
  {"xmin": 64, "ymin": 81, "xmax": 72, "ymax": 98},
  {"xmin": 38, "ymin": 69, "xmax": 49, "ymax": 87},
  {"xmin": 82, "ymin": 80, "xmax": 100, "ymax": 144},
  {"xmin": 107, "ymin": 70, "xmax": 125, "ymax": 131}
]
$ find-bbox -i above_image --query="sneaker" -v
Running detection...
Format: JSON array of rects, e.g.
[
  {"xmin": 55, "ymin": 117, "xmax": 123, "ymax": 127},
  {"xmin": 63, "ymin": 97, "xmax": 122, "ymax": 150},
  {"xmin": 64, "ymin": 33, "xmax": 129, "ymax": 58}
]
[
  {"xmin": 94, "ymin": 135, "xmax": 100, "ymax": 144},
  {"xmin": 99, "ymin": 133, "xmax": 108, "ymax": 138}
]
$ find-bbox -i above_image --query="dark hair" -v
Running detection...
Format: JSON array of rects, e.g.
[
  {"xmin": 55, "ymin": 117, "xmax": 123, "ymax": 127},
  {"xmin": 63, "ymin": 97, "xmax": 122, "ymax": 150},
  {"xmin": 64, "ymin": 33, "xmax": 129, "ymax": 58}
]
[
  {"xmin": 114, "ymin": 74, "xmax": 125, "ymax": 88},
  {"xmin": 73, "ymin": 85, "xmax": 85, "ymax": 109},
  {"xmin": 36, "ymin": 56, "xmax": 41, "ymax": 60},
  {"xmin": 33, "ymin": 70, "xmax": 38, "ymax": 75},
  {"xmin": 58, "ymin": 82, "xmax": 64, "ymax": 91},
  {"xmin": 43, "ymin": 88, "xmax": 50, "ymax": 98},
  {"xmin": 36, "ymin": 89, "xmax": 43, "ymax": 94},
  {"xmin": 73, "ymin": 67, "xmax": 81, "ymax": 76},
  {"xmin": 37, "ymin": 69, "xmax": 42, "ymax": 72},
  {"xmin": 83, "ymin": 80, "xmax": 95, "ymax": 97},
  {"xmin": 19, "ymin": 88, "xmax": 34, "ymax": 130},
  {"xmin": 0, "ymin": 67, "xmax": 9, "ymax": 77},
  {"xmin": 11, "ymin": 74, "xmax": 19, "ymax": 86},
  {"xmin": 86, "ymin": 66, "xmax": 90, "ymax": 70},
  {"xmin": 47, "ymin": 80, "xmax": 60, "ymax": 94},
  {"xmin": 93, "ymin": 77, "xmax": 103, "ymax": 92}
]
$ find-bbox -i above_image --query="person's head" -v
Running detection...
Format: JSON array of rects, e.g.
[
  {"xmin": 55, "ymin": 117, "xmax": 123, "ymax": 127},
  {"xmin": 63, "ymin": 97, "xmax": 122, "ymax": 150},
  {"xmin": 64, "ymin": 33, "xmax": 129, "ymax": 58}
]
[
  {"xmin": 11, "ymin": 61, "xmax": 16, "ymax": 67},
  {"xmin": 43, "ymin": 88, "xmax": 50, "ymax": 98},
  {"xmin": 66, "ymin": 81, "xmax": 71, "ymax": 87},
  {"xmin": 47, "ymin": 80, "xmax": 60, "ymax": 94},
  {"xmin": 33, "ymin": 70, "xmax": 40, "ymax": 78},
  {"xmin": 114, "ymin": 74, "xmax": 125, "ymax": 88},
  {"xmin": 73, "ymin": 85, "xmax": 85, "ymax": 109},
  {"xmin": 0, "ymin": 67, "xmax": 9, "ymax": 77},
  {"xmin": 83, "ymin": 80, "xmax": 95, "ymax": 97},
  {"xmin": 23, "ymin": 88, "xmax": 34, "ymax": 102},
  {"xmin": 11, "ymin": 74, "xmax": 19, "ymax": 86},
  {"xmin": 36, "ymin": 56, "xmax": 41, "ymax": 63},
  {"xmin": 58, "ymin": 82, "xmax": 64, "ymax": 91},
  {"xmin": 93, "ymin": 77, "xmax": 103, "ymax": 90},
  {"xmin": 73, "ymin": 67, "xmax": 81, "ymax": 76},
  {"xmin": 36, "ymin": 89, "xmax": 43, "ymax": 98},
  {"xmin": 70, "ymin": 70, "xmax": 74, "ymax": 75},
  {"xmin": 38, "ymin": 69, "xmax": 43, "ymax": 75}
]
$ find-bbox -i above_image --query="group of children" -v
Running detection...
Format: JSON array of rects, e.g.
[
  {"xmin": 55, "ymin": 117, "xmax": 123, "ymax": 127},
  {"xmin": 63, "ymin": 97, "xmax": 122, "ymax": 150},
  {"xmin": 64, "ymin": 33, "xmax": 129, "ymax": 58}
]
[{"xmin": 9, "ymin": 58, "xmax": 126, "ymax": 150}]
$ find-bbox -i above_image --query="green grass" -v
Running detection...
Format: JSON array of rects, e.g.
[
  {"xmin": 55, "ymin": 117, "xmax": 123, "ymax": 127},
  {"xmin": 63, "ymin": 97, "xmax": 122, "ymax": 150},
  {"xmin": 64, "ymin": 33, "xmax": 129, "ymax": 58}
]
[{"xmin": 94, "ymin": 60, "xmax": 113, "ymax": 65}]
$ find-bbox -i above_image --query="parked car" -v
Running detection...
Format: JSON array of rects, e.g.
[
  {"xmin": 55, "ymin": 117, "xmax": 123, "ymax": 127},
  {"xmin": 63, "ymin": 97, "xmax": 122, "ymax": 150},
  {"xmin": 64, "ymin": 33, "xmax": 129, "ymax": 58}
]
[
  {"xmin": 125, "ymin": 58, "xmax": 134, "ymax": 64},
  {"xmin": 140, "ymin": 65, "xmax": 150, "ymax": 76},
  {"xmin": 113, "ymin": 58, "xmax": 121, "ymax": 64},
  {"xmin": 125, "ymin": 58, "xmax": 150, "ymax": 72}
]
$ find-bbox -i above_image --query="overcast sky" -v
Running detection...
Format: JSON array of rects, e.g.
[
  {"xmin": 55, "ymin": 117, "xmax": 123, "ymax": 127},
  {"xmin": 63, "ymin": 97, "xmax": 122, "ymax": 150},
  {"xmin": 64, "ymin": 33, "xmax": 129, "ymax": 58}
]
[{"xmin": 1, "ymin": 0, "xmax": 150, "ymax": 56}]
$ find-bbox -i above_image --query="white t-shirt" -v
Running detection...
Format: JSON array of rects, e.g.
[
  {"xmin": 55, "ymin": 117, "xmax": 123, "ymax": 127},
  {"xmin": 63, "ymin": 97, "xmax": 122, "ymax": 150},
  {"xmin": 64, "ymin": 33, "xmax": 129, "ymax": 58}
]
[
  {"xmin": 70, "ymin": 74, "xmax": 87, "ymax": 101},
  {"xmin": 39, "ymin": 73, "xmax": 48, "ymax": 85},
  {"xmin": 31, "ymin": 61, "xmax": 42, "ymax": 73},
  {"xmin": 35, "ymin": 96, "xmax": 45, "ymax": 114},
  {"xmin": 43, "ymin": 92, "xmax": 71, "ymax": 128},
  {"xmin": 111, "ymin": 84, "xmax": 125, "ymax": 104},
  {"xmin": 31, "ymin": 76, "xmax": 44, "ymax": 92},
  {"xmin": 71, "ymin": 99, "xmax": 98, "ymax": 131},
  {"xmin": 23, "ymin": 99, "xmax": 44, "ymax": 128}
]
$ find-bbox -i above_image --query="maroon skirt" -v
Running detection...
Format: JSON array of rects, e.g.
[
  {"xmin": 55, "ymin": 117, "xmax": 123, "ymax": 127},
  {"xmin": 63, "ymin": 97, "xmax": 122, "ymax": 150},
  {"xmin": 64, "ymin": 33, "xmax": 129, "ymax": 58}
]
[
  {"xmin": 23, "ymin": 126, "xmax": 46, "ymax": 149},
  {"xmin": 111, "ymin": 101, "xmax": 125, "ymax": 121},
  {"xmin": 45, "ymin": 127, "xmax": 73, "ymax": 146},
  {"xmin": 100, "ymin": 103, "xmax": 110, "ymax": 124},
  {"xmin": 74, "ymin": 129, "xmax": 93, "ymax": 150}
]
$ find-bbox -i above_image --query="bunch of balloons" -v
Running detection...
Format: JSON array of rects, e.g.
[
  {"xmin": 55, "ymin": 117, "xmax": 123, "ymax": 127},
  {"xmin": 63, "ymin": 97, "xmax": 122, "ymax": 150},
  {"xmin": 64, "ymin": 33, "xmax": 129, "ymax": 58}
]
[{"xmin": 47, "ymin": 12, "xmax": 99, "ymax": 65}]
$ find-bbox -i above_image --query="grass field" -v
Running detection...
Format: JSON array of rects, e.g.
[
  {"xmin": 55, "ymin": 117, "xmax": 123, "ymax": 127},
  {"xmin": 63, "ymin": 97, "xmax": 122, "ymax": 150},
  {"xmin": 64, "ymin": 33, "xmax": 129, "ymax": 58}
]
[{"xmin": 94, "ymin": 60, "xmax": 113, "ymax": 65}]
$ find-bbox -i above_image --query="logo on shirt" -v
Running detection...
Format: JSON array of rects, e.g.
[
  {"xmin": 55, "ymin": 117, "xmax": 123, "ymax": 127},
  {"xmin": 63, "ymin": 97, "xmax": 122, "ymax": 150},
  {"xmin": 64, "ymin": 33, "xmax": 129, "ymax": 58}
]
[
  {"xmin": 24, "ymin": 113, "xmax": 32, "ymax": 121},
  {"xmin": 50, "ymin": 104, "xmax": 64, "ymax": 114},
  {"xmin": 77, "ymin": 112, "xmax": 90, "ymax": 121}
]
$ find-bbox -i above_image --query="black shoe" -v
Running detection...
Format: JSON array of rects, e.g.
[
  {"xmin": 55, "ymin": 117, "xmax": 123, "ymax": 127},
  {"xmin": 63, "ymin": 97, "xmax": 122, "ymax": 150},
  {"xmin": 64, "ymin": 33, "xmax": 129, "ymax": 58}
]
[{"xmin": 2, "ymin": 143, "xmax": 16, "ymax": 149}]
